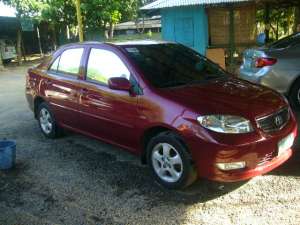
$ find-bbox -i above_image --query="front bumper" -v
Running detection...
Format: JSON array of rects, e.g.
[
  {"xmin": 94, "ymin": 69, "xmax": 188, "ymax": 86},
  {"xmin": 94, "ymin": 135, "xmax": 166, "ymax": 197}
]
[
  {"xmin": 181, "ymin": 112, "xmax": 298, "ymax": 182},
  {"xmin": 211, "ymin": 148, "xmax": 292, "ymax": 182}
]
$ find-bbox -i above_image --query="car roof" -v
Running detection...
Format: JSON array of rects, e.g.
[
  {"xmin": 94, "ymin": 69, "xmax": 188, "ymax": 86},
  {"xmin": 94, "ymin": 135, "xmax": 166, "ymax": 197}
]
[
  {"xmin": 112, "ymin": 40, "xmax": 173, "ymax": 46},
  {"xmin": 59, "ymin": 40, "xmax": 174, "ymax": 49},
  {"xmin": 53, "ymin": 40, "xmax": 176, "ymax": 59}
]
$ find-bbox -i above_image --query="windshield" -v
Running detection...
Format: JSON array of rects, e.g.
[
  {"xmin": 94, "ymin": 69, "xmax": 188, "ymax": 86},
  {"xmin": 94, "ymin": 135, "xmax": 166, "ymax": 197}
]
[
  {"xmin": 123, "ymin": 44, "xmax": 227, "ymax": 88},
  {"xmin": 269, "ymin": 32, "xmax": 300, "ymax": 49}
]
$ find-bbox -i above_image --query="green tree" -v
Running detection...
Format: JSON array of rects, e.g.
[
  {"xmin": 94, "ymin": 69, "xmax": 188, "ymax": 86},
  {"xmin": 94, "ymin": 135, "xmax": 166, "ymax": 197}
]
[
  {"xmin": 82, "ymin": 0, "xmax": 142, "ymax": 39},
  {"xmin": 40, "ymin": 0, "xmax": 77, "ymax": 47},
  {"xmin": 2, "ymin": 0, "xmax": 44, "ymax": 64}
]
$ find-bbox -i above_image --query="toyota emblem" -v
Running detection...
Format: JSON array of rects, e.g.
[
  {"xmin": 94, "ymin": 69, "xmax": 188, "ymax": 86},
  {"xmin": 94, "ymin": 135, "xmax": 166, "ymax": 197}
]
[{"xmin": 274, "ymin": 116, "xmax": 283, "ymax": 127}]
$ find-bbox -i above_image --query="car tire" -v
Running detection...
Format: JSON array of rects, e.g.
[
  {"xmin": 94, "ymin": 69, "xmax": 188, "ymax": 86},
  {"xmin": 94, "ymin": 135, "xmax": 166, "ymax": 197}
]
[
  {"xmin": 289, "ymin": 79, "xmax": 300, "ymax": 110},
  {"xmin": 37, "ymin": 102, "xmax": 63, "ymax": 138},
  {"xmin": 147, "ymin": 131, "xmax": 197, "ymax": 189},
  {"xmin": 3, "ymin": 59, "xmax": 12, "ymax": 64}
]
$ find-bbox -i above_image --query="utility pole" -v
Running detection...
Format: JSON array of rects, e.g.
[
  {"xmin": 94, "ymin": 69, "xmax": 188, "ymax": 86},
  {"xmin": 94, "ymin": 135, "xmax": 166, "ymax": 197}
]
[{"xmin": 75, "ymin": 0, "xmax": 84, "ymax": 42}]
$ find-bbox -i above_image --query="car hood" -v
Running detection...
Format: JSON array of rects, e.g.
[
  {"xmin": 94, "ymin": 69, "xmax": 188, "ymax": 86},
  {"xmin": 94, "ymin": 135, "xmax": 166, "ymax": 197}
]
[{"xmin": 160, "ymin": 78, "xmax": 287, "ymax": 119}]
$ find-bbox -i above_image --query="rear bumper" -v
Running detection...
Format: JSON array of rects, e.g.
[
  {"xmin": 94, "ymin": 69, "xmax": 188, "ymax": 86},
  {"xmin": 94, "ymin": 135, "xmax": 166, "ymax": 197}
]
[{"xmin": 239, "ymin": 67, "xmax": 292, "ymax": 95}]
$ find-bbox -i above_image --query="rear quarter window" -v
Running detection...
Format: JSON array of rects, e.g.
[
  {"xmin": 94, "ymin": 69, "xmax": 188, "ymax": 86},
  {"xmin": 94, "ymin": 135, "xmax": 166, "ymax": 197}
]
[{"xmin": 270, "ymin": 33, "xmax": 300, "ymax": 49}]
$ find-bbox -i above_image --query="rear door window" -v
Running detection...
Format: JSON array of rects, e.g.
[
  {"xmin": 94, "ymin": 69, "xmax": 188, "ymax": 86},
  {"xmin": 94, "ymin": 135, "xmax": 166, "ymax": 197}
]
[{"xmin": 57, "ymin": 48, "xmax": 84, "ymax": 75}]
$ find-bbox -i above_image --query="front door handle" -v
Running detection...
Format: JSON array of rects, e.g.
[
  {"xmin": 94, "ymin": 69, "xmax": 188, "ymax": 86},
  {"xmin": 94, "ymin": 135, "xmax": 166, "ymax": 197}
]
[
  {"xmin": 80, "ymin": 88, "xmax": 88, "ymax": 94},
  {"xmin": 80, "ymin": 88, "xmax": 89, "ymax": 97}
]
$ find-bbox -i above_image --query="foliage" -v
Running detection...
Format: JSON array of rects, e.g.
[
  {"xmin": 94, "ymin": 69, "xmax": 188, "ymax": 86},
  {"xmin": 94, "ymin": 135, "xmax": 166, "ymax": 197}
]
[
  {"xmin": 2, "ymin": 0, "xmax": 43, "ymax": 17},
  {"xmin": 40, "ymin": 0, "xmax": 76, "ymax": 26},
  {"xmin": 81, "ymin": 0, "xmax": 142, "ymax": 30},
  {"xmin": 256, "ymin": 6, "xmax": 298, "ymax": 41},
  {"xmin": 2, "ymin": 0, "xmax": 159, "ymax": 43}
]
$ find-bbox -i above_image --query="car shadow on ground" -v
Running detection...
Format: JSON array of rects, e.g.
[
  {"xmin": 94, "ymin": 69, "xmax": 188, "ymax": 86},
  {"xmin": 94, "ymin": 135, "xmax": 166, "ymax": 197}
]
[{"xmin": 48, "ymin": 132, "xmax": 248, "ymax": 206}]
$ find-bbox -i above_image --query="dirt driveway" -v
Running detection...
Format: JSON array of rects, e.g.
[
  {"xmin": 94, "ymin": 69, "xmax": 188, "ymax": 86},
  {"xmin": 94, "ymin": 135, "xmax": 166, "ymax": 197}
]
[{"xmin": 0, "ymin": 64, "xmax": 300, "ymax": 225}]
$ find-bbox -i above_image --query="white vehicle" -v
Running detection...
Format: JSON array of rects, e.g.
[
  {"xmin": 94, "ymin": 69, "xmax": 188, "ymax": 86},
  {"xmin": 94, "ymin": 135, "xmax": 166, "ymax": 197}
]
[{"xmin": 0, "ymin": 39, "xmax": 16, "ymax": 62}]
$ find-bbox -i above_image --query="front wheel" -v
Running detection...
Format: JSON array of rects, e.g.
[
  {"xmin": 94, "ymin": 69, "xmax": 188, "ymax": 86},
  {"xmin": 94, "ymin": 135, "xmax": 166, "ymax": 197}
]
[
  {"xmin": 289, "ymin": 79, "xmax": 300, "ymax": 110},
  {"xmin": 147, "ymin": 132, "xmax": 197, "ymax": 189}
]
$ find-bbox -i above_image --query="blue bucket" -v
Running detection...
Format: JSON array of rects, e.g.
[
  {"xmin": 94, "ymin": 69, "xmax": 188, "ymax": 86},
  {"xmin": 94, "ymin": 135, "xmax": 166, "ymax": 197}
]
[{"xmin": 0, "ymin": 140, "xmax": 16, "ymax": 170}]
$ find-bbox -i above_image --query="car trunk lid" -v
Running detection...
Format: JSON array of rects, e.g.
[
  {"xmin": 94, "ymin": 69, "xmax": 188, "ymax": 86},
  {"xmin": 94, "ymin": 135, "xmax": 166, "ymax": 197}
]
[{"xmin": 242, "ymin": 48, "xmax": 267, "ymax": 72}]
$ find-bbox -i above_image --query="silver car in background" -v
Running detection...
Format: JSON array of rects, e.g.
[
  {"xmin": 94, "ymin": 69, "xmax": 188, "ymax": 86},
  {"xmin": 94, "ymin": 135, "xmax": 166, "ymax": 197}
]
[{"xmin": 239, "ymin": 32, "xmax": 300, "ymax": 108}]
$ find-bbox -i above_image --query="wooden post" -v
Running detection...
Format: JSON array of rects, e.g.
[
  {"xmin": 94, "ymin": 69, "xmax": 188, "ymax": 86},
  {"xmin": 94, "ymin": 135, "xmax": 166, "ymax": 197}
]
[
  {"xmin": 75, "ymin": 0, "xmax": 84, "ymax": 42},
  {"xmin": 264, "ymin": 3, "xmax": 270, "ymax": 43},
  {"xmin": 229, "ymin": 6, "xmax": 235, "ymax": 70}
]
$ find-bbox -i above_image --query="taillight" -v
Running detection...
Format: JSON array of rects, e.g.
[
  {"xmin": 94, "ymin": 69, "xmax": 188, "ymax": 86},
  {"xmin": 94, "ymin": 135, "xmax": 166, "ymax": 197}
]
[{"xmin": 255, "ymin": 57, "xmax": 277, "ymax": 68}]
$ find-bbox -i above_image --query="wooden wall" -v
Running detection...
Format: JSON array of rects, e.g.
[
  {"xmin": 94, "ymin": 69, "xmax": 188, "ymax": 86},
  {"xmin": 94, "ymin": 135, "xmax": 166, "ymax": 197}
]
[{"xmin": 207, "ymin": 4, "xmax": 256, "ymax": 46}]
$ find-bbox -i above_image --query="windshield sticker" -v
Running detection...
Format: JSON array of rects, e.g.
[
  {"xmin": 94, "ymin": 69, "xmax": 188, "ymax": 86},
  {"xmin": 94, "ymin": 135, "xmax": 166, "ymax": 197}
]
[{"xmin": 126, "ymin": 47, "xmax": 140, "ymax": 53}]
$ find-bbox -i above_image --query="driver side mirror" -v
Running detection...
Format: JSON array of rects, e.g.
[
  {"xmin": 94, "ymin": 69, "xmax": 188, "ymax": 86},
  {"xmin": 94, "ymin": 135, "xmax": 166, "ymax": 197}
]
[{"xmin": 108, "ymin": 77, "xmax": 131, "ymax": 91}]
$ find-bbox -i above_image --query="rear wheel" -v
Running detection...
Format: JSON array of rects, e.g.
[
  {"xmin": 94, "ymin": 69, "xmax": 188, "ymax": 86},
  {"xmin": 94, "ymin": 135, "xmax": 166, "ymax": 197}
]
[
  {"xmin": 37, "ymin": 102, "xmax": 63, "ymax": 138},
  {"xmin": 147, "ymin": 131, "xmax": 197, "ymax": 189},
  {"xmin": 289, "ymin": 79, "xmax": 300, "ymax": 110}
]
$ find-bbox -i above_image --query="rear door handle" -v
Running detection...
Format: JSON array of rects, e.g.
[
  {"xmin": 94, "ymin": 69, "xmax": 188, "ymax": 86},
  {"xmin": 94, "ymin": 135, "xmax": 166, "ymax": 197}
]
[{"xmin": 44, "ymin": 80, "xmax": 52, "ymax": 85}]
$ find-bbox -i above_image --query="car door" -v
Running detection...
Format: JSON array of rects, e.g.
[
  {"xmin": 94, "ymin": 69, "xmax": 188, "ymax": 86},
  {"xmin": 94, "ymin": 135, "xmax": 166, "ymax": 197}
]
[
  {"xmin": 78, "ymin": 47, "xmax": 141, "ymax": 151},
  {"xmin": 44, "ymin": 47, "xmax": 84, "ymax": 129}
]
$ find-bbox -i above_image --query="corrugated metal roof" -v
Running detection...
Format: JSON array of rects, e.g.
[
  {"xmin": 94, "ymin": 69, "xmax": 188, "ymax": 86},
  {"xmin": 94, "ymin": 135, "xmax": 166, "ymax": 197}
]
[
  {"xmin": 141, "ymin": 0, "xmax": 253, "ymax": 10},
  {"xmin": 115, "ymin": 19, "xmax": 161, "ymax": 30}
]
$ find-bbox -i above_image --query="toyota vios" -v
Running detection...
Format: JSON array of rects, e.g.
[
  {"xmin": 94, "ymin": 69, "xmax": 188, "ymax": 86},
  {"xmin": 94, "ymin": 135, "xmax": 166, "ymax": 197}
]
[{"xmin": 26, "ymin": 41, "xmax": 297, "ymax": 189}]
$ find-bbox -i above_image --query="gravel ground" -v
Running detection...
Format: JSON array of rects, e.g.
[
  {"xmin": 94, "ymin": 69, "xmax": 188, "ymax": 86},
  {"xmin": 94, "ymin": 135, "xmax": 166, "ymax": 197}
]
[{"xmin": 0, "ymin": 64, "xmax": 300, "ymax": 225}]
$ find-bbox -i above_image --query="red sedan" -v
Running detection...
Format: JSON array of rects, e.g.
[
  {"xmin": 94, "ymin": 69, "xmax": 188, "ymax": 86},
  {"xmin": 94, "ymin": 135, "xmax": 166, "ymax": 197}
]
[{"xmin": 25, "ymin": 41, "xmax": 297, "ymax": 189}]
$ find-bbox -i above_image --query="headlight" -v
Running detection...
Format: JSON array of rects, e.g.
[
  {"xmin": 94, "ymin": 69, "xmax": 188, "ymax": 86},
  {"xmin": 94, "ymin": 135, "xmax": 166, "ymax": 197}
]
[{"xmin": 197, "ymin": 115, "xmax": 254, "ymax": 134}]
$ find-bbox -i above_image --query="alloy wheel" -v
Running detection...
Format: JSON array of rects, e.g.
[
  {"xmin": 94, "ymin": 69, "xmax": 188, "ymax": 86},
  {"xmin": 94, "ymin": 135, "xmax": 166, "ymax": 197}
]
[
  {"xmin": 151, "ymin": 143, "xmax": 183, "ymax": 183},
  {"xmin": 39, "ymin": 108, "xmax": 53, "ymax": 135}
]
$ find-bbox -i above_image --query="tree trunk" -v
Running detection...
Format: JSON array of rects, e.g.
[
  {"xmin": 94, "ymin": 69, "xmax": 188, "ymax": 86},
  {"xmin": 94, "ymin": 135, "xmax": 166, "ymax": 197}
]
[
  {"xmin": 294, "ymin": 6, "xmax": 300, "ymax": 33},
  {"xmin": 109, "ymin": 22, "xmax": 114, "ymax": 39},
  {"xmin": 276, "ymin": 19, "xmax": 279, "ymax": 40},
  {"xmin": 264, "ymin": 3, "xmax": 270, "ymax": 43},
  {"xmin": 0, "ymin": 53, "xmax": 4, "ymax": 70},
  {"xmin": 75, "ymin": 0, "xmax": 84, "ymax": 42},
  {"xmin": 21, "ymin": 36, "xmax": 27, "ymax": 62},
  {"xmin": 37, "ymin": 25, "xmax": 43, "ymax": 57},
  {"xmin": 103, "ymin": 21, "xmax": 109, "ymax": 39},
  {"xmin": 52, "ymin": 25, "xmax": 57, "ymax": 50},
  {"xmin": 16, "ymin": 26, "xmax": 22, "ymax": 65}
]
